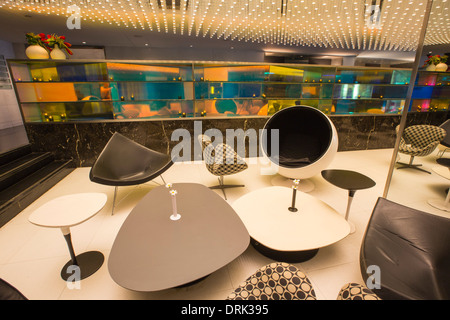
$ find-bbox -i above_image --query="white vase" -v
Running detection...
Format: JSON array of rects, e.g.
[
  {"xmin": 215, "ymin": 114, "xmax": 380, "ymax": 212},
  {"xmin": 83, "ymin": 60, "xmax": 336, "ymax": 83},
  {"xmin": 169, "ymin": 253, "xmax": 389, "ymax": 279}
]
[
  {"xmin": 425, "ymin": 64, "xmax": 436, "ymax": 71},
  {"xmin": 435, "ymin": 63, "xmax": 448, "ymax": 72},
  {"xmin": 50, "ymin": 46, "xmax": 67, "ymax": 60},
  {"xmin": 25, "ymin": 45, "xmax": 49, "ymax": 59}
]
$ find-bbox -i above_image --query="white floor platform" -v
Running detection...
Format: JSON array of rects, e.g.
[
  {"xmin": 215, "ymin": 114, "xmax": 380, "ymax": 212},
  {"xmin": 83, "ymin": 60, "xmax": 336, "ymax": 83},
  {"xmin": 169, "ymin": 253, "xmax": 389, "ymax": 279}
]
[{"xmin": 0, "ymin": 148, "xmax": 448, "ymax": 300}]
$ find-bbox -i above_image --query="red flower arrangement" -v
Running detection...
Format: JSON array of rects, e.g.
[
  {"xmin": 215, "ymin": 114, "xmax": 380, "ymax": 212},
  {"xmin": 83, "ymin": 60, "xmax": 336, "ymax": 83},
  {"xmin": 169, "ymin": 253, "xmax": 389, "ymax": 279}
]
[
  {"xmin": 45, "ymin": 34, "xmax": 73, "ymax": 55},
  {"xmin": 25, "ymin": 32, "xmax": 73, "ymax": 55},
  {"xmin": 423, "ymin": 54, "xmax": 448, "ymax": 67},
  {"xmin": 25, "ymin": 33, "xmax": 49, "ymax": 52}
]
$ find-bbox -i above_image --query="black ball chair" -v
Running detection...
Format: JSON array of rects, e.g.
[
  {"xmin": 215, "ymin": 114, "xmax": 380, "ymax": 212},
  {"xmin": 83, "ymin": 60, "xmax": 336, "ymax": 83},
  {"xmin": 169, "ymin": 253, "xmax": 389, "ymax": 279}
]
[{"xmin": 262, "ymin": 105, "xmax": 338, "ymax": 191}]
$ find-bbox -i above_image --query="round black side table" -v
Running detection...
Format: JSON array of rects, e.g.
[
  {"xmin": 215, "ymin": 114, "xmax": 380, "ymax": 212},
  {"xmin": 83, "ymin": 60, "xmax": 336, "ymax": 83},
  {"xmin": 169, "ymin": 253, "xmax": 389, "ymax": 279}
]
[{"xmin": 321, "ymin": 169, "xmax": 376, "ymax": 233}]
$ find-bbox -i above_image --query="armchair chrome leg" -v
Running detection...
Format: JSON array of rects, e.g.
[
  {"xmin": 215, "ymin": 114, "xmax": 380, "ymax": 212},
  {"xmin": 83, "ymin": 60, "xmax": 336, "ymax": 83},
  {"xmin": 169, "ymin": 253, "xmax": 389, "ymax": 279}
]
[
  {"xmin": 208, "ymin": 176, "xmax": 245, "ymax": 200},
  {"xmin": 218, "ymin": 177, "xmax": 227, "ymax": 200},
  {"xmin": 396, "ymin": 156, "xmax": 431, "ymax": 174}
]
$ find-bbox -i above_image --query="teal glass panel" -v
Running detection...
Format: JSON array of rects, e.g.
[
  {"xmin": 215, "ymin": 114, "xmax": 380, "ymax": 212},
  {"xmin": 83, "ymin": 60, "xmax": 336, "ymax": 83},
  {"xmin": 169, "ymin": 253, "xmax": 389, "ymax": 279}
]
[
  {"xmin": 194, "ymin": 82, "xmax": 209, "ymax": 99},
  {"xmin": 116, "ymin": 82, "xmax": 190, "ymax": 100},
  {"xmin": 209, "ymin": 83, "xmax": 223, "ymax": 99},
  {"xmin": 333, "ymin": 84, "xmax": 373, "ymax": 99},
  {"xmin": 391, "ymin": 69, "xmax": 412, "ymax": 84},
  {"xmin": 239, "ymin": 83, "xmax": 261, "ymax": 98},
  {"xmin": 114, "ymin": 100, "xmax": 194, "ymax": 119},
  {"xmin": 222, "ymin": 83, "xmax": 262, "ymax": 98},
  {"xmin": 223, "ymin": 83, "xmax": 240, "ymax": 98}
]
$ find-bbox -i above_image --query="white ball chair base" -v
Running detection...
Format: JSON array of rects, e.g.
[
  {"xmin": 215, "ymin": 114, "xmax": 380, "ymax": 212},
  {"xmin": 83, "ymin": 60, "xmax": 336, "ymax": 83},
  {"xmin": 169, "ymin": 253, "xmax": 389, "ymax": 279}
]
[{"xmin": 270, "ymin": 175, "xmax": 315, "ymax": 193}]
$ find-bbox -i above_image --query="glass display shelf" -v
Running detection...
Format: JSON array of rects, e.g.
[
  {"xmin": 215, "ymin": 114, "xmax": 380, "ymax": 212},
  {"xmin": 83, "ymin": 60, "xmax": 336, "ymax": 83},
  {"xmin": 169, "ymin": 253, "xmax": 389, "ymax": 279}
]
[
  {"xmin": 7, "ymin": 59, "xmax": 424, "ymax": 122},
  {"xmin": 411, "ymin": 71, "xmax": 450, "ymax": 112}
]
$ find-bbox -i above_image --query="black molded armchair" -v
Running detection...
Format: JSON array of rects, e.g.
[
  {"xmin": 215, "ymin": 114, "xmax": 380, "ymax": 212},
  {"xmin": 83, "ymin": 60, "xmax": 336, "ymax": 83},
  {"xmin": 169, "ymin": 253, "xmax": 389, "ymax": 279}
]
[
  {"xmin": 0, "ymin": 278, "xmax": 27, "ymax": 300},
  {"xmin": 90, "ymin": 132, "xmax": 173, "ymax": 214},
  {"xmin": 359, "ymin": 197, "xmax": 450, "ymax": 300}
]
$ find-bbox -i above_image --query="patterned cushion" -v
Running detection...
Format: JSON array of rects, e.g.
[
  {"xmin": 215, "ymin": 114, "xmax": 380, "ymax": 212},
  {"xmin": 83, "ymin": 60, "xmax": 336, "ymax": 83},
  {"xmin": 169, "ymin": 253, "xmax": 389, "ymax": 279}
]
[
  {"xmin": 399, "ymin": 125, "xmax": 446, "ymax": 157},
  {"xmin": 337, "ymin": 283, "xmax": 381, "ymax": 300},
  {"xmin": 226, "ymin": 262, "xmax": 317, "ymax": 300},
  {"xmin": 199, "ymin": 135, "xmax": 248, "ymax": 176}
]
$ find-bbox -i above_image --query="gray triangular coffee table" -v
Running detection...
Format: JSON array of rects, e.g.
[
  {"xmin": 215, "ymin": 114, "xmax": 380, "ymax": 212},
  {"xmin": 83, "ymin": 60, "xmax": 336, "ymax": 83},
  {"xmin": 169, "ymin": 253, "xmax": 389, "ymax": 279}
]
[{"xmin": 108, "ymin": 183, "xmax": 250, "ymax": 292}]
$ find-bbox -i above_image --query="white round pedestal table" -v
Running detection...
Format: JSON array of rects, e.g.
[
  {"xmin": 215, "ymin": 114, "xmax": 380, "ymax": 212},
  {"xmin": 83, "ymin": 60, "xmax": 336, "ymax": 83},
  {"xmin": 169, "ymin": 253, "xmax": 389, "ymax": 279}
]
[
  {"xmin": 428, "ymin": 158, "xmax": 450, "ymax": 212},
  {"xmin": 28, "ymin": 193, "xmax": 107, "ymax": 281},
  {"xmin": 232, "ymin": 186, "xmax": 350, "ymax": 262}
]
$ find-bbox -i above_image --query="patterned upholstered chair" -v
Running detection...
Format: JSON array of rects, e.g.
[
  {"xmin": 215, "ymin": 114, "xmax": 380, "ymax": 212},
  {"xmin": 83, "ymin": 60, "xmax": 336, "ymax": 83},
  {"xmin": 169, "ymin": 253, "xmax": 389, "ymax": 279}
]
[
  {"xmin": 396, "ymin": 125, "xmax": 446, "ymax": 173},
  {"xmin": 198, "ymin": 134, "xmax": 248, "ymax": 200},
  {"xmin": 337, "ymin": 283, "xmax": 381, "ymax": 300},
  {"xmin": 226, "ymin": 262, "xmax": 317, "ymax": 300},
  {"xmin": 437, "ymin": 119, "xmax": 450, "ymax": 157}
]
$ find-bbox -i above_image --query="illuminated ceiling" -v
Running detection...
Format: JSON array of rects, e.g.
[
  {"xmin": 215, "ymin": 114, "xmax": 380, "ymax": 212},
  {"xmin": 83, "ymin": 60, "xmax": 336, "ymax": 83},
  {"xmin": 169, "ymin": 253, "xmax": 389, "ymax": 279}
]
[{"xmin": 0, "ymin": 0, "xmax": 448, "ymax": 51}]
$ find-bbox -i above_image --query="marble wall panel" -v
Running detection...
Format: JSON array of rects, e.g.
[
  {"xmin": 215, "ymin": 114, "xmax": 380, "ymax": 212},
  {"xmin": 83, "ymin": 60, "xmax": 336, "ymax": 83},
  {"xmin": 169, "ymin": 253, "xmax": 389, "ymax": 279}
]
[{"xmin": 25, "ymin": 112, "xmax": 448, "ymax": 167}]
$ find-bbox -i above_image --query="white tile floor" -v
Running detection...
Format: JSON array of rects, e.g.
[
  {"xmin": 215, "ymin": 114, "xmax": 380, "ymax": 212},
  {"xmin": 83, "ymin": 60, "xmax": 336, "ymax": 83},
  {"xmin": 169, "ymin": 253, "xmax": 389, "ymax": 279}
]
[{"xmin": 0, "ymin": 148, "xmax": 448, "ymax": 300}]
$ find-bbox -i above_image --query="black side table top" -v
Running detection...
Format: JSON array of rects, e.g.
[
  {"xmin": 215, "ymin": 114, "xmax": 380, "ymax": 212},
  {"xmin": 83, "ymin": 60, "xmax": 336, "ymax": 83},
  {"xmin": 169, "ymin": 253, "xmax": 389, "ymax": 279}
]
[
  {"xmin": 321, "ymin": 169, "xmax": 376, "ymax": 191},
  {"xmin": 436, "ymin": 158, "xmax": 450, "ymax": 168}
]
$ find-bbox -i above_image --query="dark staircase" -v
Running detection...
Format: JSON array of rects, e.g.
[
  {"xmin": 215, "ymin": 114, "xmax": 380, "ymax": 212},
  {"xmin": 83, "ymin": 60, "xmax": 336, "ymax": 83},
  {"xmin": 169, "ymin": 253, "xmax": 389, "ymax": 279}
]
[{"xmin": 0, "ymin": 144, "xmax": 74, "ymax": 228}]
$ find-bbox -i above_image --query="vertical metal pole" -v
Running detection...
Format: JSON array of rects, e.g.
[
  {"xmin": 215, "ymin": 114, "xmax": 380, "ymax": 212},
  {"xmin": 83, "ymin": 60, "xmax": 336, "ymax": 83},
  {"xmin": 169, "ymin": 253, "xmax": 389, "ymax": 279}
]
[
  {"xmin": 289, "ymin": 186, "xmax": 298, "ymax": 212},
  {"xmin": 112, "ymin": 186, "xmax": 118, "ymax": 215},
  {"xmin": 383, "ymin": 0, "xmax": 434, "ymax": 198}
]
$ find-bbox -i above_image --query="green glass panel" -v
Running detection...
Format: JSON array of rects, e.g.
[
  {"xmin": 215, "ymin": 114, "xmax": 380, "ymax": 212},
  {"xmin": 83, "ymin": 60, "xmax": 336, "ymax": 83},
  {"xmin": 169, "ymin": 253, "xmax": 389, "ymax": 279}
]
[
  {"xmin": 336, "ymin": 69, "xmax": 393, "ymax": 84},
  {"xmin": 391, "ymin": 69, "xmax": 412, "ymax": 84}
]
